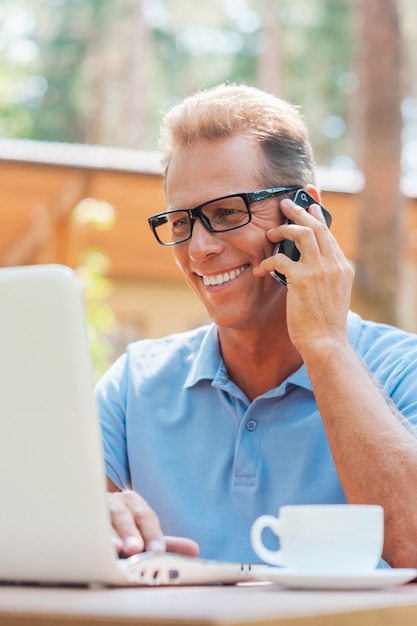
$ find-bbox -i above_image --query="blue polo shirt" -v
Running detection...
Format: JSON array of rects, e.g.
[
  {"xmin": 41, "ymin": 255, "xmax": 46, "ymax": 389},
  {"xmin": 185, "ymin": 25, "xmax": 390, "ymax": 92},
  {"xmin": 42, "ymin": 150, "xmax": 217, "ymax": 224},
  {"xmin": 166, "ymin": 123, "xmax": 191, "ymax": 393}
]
[{"xmin": 96, "ymin": 311, "xmax": 417, "ymax": 562}]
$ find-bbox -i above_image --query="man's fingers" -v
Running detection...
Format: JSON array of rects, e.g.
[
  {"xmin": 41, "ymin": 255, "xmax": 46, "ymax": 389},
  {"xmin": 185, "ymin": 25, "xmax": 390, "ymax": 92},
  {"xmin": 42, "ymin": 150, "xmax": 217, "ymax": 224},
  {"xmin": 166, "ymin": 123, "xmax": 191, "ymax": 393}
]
[
  {"xmin": 106, "ymin": 491, "xmax": 200, "ymax": 558},
  {"xmin": 128, "ymin": 498, "xmax": 166, "ymax": 553},
  {"xmin": 107, "ymin": 490, "xmax": 165, "ymax": 556},
  {"xmin": 165, "ymin": 536, "xmax": 200, "ymax": 556}
]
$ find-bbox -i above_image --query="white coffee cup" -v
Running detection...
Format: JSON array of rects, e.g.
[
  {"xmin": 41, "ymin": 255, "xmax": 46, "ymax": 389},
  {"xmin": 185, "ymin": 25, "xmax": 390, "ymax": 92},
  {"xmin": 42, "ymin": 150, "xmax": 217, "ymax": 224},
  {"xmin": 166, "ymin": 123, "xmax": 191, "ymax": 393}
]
[{"xmin": 251, "ymin": 504, "xmax": 384, "ymax": 574}]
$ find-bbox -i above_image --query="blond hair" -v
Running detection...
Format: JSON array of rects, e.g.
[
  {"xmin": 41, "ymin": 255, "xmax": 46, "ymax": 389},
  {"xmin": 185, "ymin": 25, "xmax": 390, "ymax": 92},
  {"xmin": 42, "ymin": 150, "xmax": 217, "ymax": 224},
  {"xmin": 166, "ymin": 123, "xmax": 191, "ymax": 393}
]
[{"xmin": 159, "ymin": 83, "xmax": 316, "ymax": 187}]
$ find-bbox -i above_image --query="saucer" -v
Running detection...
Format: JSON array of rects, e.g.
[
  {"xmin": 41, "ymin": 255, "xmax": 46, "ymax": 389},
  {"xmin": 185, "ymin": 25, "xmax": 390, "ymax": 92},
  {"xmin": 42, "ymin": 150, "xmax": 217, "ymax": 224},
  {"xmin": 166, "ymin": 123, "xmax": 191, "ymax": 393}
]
[{"xmin": 253, "ymin": 567, "xmax": 417, "ymax": 590}]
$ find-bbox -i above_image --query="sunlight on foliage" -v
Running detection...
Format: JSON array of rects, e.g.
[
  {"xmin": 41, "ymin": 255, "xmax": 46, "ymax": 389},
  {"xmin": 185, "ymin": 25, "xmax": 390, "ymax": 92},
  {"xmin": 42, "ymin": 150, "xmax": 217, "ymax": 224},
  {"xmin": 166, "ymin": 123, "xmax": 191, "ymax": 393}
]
[
  {"xmin": 73, "ymin": 197, "xmax": 116, "ymax": 231},
  {"xmin": 77, "ymin": 252, "xmax": 116, "ymax": 382},
  {"xmin": 73, "ymin": 198, "xmax": 117, "ymax": 381}
]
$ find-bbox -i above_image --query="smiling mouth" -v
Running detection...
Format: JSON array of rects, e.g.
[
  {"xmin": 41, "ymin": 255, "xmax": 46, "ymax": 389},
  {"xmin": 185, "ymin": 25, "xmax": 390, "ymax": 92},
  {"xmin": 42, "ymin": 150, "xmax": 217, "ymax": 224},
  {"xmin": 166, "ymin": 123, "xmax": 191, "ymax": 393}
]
[{"xmin": 202, "ymin": 264, "xmax": 250, "ymax": 287}]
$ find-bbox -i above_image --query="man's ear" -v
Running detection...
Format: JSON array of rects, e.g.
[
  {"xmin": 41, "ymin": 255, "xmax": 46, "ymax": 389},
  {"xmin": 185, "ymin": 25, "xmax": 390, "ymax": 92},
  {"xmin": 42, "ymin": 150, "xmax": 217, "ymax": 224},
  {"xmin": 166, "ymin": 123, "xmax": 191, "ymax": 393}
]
[{"xmin": 304, "ymin": 184, "xmax": 322, "ymax": 204}]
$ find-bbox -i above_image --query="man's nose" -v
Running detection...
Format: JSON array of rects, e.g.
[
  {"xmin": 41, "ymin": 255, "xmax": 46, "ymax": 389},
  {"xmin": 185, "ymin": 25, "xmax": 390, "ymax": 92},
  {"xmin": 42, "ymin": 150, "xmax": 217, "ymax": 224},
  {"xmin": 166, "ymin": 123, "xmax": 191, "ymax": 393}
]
[{"xmin": 188, "ymin": 218, "xmax": 223, "ymax": 260}]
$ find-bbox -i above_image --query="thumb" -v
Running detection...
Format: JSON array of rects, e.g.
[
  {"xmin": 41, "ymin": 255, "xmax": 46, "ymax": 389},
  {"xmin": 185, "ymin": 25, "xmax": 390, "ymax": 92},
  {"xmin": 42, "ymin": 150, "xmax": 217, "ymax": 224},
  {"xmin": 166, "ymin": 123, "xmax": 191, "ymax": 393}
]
[{"xmin": 164, "ymin": 536, "xmax": 200, "ymax": 557}]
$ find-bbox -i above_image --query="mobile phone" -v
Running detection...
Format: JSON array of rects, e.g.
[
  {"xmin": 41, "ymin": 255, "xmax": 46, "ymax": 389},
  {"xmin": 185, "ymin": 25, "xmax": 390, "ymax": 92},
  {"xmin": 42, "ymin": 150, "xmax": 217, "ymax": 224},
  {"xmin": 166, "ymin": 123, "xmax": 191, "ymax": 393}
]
[{"xmin": 272, "ymin": 189, "xmax": 332, "ymax": 287}]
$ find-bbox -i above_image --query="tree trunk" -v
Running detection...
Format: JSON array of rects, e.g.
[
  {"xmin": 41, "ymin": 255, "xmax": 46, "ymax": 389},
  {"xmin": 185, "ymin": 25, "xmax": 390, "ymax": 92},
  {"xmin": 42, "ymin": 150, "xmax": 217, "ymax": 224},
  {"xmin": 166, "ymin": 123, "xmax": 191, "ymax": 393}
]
[
  {"xmin": 352, "ymin": 0, "xmax": 403, "ymax": 325},
  {"xmin": 257, "ymin": 0, "xmax": 285, "ymax": 97},
  {"xmin": 123, "ymin": 0, "xmax": 154, "ymax": 148}
]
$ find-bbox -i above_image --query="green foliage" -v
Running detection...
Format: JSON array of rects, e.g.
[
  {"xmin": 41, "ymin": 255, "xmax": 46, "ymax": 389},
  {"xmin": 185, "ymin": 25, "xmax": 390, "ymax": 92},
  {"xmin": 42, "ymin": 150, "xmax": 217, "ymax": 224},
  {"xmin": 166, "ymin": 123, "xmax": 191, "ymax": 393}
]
[
  {"xmin": 77, "ymin": 251, "xmax": 115, "ymax": 381},
  {"xmin": 72, "ymin": 197, "xmax": 117, "ymax": 379},
  {"xmin": 281, "ymin": 0, "xmax": 353, "ymax": 163},
  {"xmin": 0, "ymin": 0, "xmax": 356, "ymax": 164}
]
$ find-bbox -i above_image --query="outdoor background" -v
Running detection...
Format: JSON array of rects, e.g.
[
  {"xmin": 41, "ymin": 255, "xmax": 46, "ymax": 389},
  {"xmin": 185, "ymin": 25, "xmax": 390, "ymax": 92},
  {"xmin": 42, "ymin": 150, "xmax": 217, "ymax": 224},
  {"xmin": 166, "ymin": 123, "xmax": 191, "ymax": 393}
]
[
  {"xmin": 0, "ymin": 0, "xmax": 416, "ymax": 375},
  {"xmin": 0, "ymin": 0, "xmax": 415, "ymax": 163}
]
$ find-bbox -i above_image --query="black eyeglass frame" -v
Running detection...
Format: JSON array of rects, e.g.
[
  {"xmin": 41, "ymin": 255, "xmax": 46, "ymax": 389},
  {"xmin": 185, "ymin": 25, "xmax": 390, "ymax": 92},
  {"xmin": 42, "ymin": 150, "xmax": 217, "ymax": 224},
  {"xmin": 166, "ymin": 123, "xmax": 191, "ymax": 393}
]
[{"xmin": 148, "ymin": 186, "xmax": 301, "ymax": 246}]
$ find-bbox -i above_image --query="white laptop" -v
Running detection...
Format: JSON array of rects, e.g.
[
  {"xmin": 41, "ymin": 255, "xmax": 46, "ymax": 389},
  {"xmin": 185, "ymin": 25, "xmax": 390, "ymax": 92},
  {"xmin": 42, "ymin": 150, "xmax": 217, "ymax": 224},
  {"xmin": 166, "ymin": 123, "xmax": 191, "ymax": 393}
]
[{"xmin": 0, "ymin": 264, "xmax": 257, "ymax": 587}]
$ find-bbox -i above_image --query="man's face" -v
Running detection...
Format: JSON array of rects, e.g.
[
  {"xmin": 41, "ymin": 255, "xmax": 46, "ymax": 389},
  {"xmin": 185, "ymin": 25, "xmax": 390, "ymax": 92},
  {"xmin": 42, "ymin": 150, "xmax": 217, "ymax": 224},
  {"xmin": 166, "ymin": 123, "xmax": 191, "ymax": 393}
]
[{"xmin": 165, "ymin": 134, "xmax": 287, "ymax": 330}]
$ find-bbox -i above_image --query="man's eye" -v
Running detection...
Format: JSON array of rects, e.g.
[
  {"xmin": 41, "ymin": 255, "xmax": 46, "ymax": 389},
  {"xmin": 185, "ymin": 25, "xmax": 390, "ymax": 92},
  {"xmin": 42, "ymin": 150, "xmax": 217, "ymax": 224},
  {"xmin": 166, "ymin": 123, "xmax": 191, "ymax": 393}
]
[
  {"xmin": 213, "ymin": 207, "xmax": 247, "ymax": 222},
  {"xmin": 211, "ymin": 207, "xmax": 240, "ymax": 219},
  {"xmin": 174, "ymin": 217, "xmax": 188, "ymax": 228},
  {"xmin": 172, "ymin": 216, "xmax": 189, "ymax": 230}
]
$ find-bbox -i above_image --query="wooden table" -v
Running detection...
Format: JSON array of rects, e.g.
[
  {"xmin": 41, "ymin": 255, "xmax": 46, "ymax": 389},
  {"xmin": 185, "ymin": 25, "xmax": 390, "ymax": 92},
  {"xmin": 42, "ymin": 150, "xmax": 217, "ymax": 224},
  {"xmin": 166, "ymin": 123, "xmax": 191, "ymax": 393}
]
[{"xmin": 1, "ymin": 582, "xmax": 417, "ymax": 626}]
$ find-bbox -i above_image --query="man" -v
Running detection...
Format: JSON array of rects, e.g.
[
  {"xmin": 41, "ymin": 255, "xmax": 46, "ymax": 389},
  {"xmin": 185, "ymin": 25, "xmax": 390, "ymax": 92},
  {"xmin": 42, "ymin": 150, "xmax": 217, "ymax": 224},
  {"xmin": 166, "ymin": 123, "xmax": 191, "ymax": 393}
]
[{"xmin": 96, "ymin": 83, "xmax": 417, "ymax": 568}]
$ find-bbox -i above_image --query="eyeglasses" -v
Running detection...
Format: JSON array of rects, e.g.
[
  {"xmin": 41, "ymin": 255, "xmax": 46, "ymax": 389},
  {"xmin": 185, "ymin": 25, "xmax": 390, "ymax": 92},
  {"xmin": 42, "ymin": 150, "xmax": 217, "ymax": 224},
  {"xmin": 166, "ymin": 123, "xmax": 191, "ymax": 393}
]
[{"xmin": 148, "ymin": 186, "xmax": 300, "ymax": 246}]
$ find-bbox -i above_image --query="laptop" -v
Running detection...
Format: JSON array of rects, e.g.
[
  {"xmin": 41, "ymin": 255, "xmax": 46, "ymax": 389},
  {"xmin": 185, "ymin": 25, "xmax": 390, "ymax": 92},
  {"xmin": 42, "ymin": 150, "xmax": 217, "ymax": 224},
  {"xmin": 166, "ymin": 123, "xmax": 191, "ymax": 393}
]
[{"xmin": 0, "ymin": 264, "xmax": 258, "ymax": 587}]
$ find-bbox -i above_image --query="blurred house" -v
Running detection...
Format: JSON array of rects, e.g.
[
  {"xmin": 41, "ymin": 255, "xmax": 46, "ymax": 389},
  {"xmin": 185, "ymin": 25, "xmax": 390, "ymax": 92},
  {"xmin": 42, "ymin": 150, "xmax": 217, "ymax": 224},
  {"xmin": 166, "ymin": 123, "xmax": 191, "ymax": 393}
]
[{"xmin": 1, "ymin": 137, "xmax": 417, "ymax": 367}]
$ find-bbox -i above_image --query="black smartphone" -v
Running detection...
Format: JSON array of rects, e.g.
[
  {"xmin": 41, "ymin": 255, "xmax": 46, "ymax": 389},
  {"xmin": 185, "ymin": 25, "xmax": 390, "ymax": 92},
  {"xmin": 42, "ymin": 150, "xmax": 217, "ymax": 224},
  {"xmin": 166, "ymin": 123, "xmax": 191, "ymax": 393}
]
[{"xmin": 272, "ymin": 189, "xmax": 332, "ymax": 287}]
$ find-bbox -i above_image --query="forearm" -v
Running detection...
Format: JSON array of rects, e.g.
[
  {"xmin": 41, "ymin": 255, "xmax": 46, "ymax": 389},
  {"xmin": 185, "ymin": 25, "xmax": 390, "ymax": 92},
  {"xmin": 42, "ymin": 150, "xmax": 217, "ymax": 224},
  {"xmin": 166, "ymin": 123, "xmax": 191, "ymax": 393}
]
[
  {"xmin": 303, "ymin": 337, "xmax": 417, "ymax": 567},
  {"xmin": 107, "ymin": 477, "xmax": 121, "ymax": 492}
]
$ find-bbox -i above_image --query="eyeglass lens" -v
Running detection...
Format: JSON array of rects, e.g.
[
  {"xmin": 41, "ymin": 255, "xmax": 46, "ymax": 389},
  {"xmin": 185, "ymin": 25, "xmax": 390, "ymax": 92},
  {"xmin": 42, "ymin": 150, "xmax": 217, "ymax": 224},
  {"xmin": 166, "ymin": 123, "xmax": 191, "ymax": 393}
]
[{"xmin": 154, "ymin": 195, "xmax": 250, "ymax": 245}]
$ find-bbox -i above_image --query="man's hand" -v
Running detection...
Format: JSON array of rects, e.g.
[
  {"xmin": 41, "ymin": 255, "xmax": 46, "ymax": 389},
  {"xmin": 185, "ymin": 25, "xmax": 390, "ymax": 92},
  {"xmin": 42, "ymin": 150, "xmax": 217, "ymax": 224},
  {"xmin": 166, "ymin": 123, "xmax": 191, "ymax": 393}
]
[
  {"xmin": 106, "ymin": 485, "xmax": 199, "ymax": 558},
  {"xmin": 254, "ymin": 189, "xmax": 354, "ymax": 356}
]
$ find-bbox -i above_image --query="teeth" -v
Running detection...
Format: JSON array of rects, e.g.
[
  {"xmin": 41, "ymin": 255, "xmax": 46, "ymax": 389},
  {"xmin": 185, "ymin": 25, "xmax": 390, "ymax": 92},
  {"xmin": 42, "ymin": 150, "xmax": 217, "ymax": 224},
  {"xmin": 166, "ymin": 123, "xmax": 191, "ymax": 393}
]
[{"xmin": 203, "ymin": 265, "xmax": 248, "ymax": 286}]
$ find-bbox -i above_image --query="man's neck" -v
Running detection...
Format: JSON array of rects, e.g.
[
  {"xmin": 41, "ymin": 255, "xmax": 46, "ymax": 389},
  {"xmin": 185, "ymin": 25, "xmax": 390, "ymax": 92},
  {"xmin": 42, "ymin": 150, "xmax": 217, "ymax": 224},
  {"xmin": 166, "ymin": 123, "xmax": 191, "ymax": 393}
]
[{"xmin": 217, "ymin": 324, "xmax": 303, "ymax": 402}]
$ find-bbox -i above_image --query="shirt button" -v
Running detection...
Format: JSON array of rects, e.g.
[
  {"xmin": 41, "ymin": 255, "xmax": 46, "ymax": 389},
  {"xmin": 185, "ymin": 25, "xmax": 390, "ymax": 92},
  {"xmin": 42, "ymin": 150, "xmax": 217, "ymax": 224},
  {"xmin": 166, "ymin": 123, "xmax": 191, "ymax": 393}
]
[{"xmin": 246, "ymin": 419, "xmax": 258, "ymax": 431}]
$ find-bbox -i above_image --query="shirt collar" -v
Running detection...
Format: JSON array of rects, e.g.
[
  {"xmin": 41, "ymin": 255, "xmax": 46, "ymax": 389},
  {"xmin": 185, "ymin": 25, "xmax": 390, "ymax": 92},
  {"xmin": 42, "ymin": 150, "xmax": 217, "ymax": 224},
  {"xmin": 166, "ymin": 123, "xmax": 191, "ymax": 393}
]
[
  {"xmin": 184, "ymin": 311, "xmax": 361, "ymax": 393},
  {"xmin": 184, "ymin": 323, "xmax": 313, "ymax": 393},
  {"xmin": 184, "ymin": 324, "xmax": 222, "ymax": 388}
]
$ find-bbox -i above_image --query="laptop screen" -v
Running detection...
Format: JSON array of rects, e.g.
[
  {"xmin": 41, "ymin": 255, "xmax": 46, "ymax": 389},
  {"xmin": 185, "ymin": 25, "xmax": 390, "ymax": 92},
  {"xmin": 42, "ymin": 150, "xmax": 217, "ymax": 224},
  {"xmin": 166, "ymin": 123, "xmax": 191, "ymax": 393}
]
[{"xmin": 0, "ymin": 264, "xmax": 118, "ymax": 584}]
